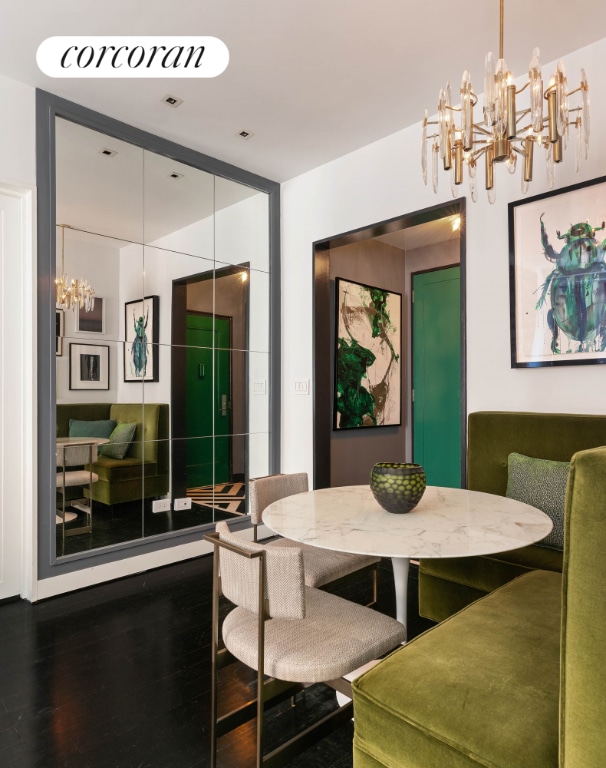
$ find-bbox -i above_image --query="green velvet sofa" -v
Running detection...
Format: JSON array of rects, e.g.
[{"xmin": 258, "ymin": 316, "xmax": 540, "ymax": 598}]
[
  {"xmin": 419, "ymin": 411, "xmax": 606, "ymax": 622},
  {"xmin": 353, "ymin": 444, "xmax": 606, "ymax": 768},
  {"xmin": 56, "ymin": 403, "xmax": 169, "ymax": 506}
]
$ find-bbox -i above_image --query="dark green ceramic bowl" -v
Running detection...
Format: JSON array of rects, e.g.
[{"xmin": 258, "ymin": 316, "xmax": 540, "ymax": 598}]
[{"xmin": 370, "ymin": 462, "xmax": 426, "ymax": 514}]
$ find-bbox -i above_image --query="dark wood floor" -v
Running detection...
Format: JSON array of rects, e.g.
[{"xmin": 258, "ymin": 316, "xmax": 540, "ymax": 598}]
[{"xmin": 0, "ymin": 551, "xmax": 434, "ymax": 768}]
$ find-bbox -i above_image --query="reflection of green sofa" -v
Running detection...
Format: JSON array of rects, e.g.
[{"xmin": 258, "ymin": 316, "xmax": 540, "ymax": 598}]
[
  {"xmin": 353, "ymin": 445, "xmax": 606, "ymax": 767},
  {"xmin": 56, "ymin": 403, "xmax": 169, "ymax": 506},
  {"xmin": 419, "ymin": 411, "xmax": 606, "ymax": 622}
]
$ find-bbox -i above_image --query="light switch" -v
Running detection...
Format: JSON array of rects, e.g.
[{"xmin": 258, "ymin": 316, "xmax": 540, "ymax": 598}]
[{"xmin": 253, "ymin": 379, "xmax": 266, "ymax": 395}]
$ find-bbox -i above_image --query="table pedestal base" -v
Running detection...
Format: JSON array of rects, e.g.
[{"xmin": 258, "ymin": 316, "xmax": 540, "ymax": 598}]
[{"xmin": 392, "ymin": 557, "xmax": 410, "ymax": 637}]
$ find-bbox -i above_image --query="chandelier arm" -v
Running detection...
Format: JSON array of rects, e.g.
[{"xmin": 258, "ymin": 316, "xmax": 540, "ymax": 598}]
[
  {"xmin": 471, "ymin": 124, "xmax": 493, "ymax": 138},
  {"xmin": 515, "ymin": 81, "xmax": 530, "ymax": 96},
  {"xmin": 499, "ymin": 0, "xmax": 504, "ymax": 60}
]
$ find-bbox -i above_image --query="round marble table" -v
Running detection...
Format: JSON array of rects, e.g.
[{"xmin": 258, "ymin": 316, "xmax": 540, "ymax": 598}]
[{"xmin": 262, "ymin": 485, "xmax": 553, "ymax": 634}]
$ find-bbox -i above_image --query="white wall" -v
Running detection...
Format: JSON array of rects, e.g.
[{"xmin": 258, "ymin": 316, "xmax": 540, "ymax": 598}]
[
  {"xmin": 0, "ymin": 75, "xmax": 36, "ymax": 599},
  {"xmin": 281, "ymin": 38, "xmax": 606, "ymax": 483}
]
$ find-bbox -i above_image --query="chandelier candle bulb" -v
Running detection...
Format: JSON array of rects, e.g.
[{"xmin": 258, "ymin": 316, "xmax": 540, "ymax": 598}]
[
  {"xmin": 443, "ymin": 129, "xmax": 452, "ymax": 171},
  {"xmin": 454, "ymin": 138, "xmax": 464, "ymax": 184},
  {"xmin": 547, "ymin": 83, "xmax": 558, "ymax": 143},
  {"xmin": 486, "ymin": 144, "xmax": 495, "ymax": 190},
  {"xmin": 523, "ymin": 136, "xmax": 534, "ymax": 182},
  {"xmin": 506, "ymin": 83, "xmax": 517, "ymax": 139}
]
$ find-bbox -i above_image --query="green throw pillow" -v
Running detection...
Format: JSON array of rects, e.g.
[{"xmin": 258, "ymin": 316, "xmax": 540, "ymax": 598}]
[
  {"xmin": 100, "ymin": 422, "xmax": 138, "ymax": 460},
  {"xmin": 505, "ymin": 452, "xmax": 569, "ymax": 551},
  {"xmin": 69, "ymin": 418, "xmax": 117, "ymax": 439}
]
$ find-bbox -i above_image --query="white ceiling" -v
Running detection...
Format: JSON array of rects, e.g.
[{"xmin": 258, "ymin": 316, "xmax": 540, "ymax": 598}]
[{"xmin": 1, "ymin": 0, "xmax": 605, "ymax": 183}]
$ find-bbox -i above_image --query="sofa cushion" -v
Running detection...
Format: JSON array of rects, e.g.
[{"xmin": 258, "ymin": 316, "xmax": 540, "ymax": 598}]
[
  {"xmin": 506, "ymin": 452, "xmax": 568, "ymax": 550},
  {"xmin": 353, "ymin": 570, "xmax": 562, "ymax": 768},
  {"xmin": 69, "ymin": 418, "xmax": 116, "ymax": 438},
  {"xmin": 100, "ymin": 422, "xmax": 138, "ymax": 460}
]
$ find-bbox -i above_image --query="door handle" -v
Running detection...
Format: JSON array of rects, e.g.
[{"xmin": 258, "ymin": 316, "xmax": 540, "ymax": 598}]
[
  {"xmin": 221, "ymin": 394, "xmax": 227, "ymax": 416},
  {"xmin": 198, "ymin": 364, "xmax": 205, "ymax": 379}
]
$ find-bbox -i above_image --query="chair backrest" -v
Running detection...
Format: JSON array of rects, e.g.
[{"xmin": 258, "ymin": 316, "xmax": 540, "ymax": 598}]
[
  {"xmin": 248, "ymin": 472, "xmax": 309, "ymax": 526},
  {"xmin": 560, "ymin": 445, "xmax": 606, "ymax": 767},
  {"xmin": 56, "ymin": 441, "xmax": 98, "ymax": 467},
  {"xmin": 216, "ymin": 521, "xmax": 305, "ymax": 620}
]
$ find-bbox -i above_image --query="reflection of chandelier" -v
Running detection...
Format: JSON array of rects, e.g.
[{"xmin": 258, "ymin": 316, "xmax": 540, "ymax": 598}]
[
  {"xmin": 421, "ymin": 0, "xmax": 590, "ymax": 203},
  {"xmin": 55, "ymin": 224, "xmax": 95, "ymax": 312}
]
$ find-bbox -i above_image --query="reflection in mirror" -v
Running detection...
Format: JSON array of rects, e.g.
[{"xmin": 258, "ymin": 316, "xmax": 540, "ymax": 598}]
[{"xmin": 54, "ymin": 117, "xmax": 271, "ymax": 558}]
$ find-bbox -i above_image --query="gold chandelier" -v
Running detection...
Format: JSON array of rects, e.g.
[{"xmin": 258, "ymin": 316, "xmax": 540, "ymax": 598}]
[
  {"xmin": 55, "ymin": 224, "xmax": 95, "ymax": 312},
  {"xmin": 421, "ymin": 0, "xmax": 590, "ymax": 203}
]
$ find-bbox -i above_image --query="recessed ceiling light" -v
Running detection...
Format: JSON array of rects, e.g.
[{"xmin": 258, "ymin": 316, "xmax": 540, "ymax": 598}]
[
  {"xmin": 168, "ymin": 172, "xmax": 184, "ymax": 180},
  {"xmin": 99, "ymin": 147, "xmax": 117, "ymax": 158},
  {"xmin": 162, "ymin": 94, "xmax": 183, "ymax": 108},
  {"xmin": 236, "ymin": 130, "xmax": 254, "ymax": 140}
]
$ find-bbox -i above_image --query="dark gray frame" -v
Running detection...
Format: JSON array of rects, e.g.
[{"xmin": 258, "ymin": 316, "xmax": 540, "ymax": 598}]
[{"xmin": 36, "ymin": 89, "xmax": 280, "ymax": 579}]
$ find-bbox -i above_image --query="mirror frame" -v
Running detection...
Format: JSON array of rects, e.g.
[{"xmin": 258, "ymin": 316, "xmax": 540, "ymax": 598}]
[{"xmin": 36, "ymin": 89, "xmax": 281, "ymax": 579}]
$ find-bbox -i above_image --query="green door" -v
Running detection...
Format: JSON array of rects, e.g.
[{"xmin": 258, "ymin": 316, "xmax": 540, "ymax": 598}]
[
  {"xmin": 412, "ymin": 266, "xmax": 461, "ymax": 488},
  {"xmin": 185, "ymin": 314, "xmax": 231, "ymax": 487}
]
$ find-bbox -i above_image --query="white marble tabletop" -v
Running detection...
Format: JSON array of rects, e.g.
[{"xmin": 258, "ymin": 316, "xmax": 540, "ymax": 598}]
[{"xmin": 262, "ymin": 485, "xmax": 553, "ymax": 560}]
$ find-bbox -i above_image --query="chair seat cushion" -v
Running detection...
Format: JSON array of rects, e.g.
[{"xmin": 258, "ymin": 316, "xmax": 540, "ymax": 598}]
[
  {"xmin": 267, "ymin": 537, "xmax": 380, "ymax": 587},
  {"xmin": 90, "ymin": 457, "xmax": 157, "ymax": 482},
  {"xmin": 353, "ymin": 570, "xmax": 562, "ymax": 768},
  {"xmin": 56, "ymin": 470, "xmax": 99, "ymax": 487},
  {"xmin": 222, "ymin": 586, "xmax": 405, "ymax": 684}
]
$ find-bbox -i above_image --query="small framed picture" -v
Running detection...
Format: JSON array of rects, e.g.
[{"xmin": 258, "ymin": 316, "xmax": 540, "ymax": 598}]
[
  {"xmin": 124, "ymin": 295, "xmax": 159, "ymax": 382},
  {"xmin": 69, "ymin": 343, "xmax": 110, "ymax": 390},
  {"xmin": 56, "ymin": 309, "xmax": 64, "ymax": 356},
  {"xmin": 75, "ymin": 297, "xmax": 104, "ymax": 334}
]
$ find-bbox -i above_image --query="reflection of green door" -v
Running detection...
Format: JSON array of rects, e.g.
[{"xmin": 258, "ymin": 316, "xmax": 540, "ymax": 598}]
[
  {"xmin": 412, "ymin": 266, "xmax": 461, "ymax": 488},
  {"xmin": 185, "ymin": 314, "xmax": 231, "ymax": 487}
]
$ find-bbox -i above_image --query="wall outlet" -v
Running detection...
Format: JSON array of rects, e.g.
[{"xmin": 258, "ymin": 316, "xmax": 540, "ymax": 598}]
[
  {"xmin": 174, "ymin": 497, "xmax": 192, "ymax": 511},
  {"xmin": 152, "ymin": 499, "xmax": 171, "ymax": 513},
  {"xmin": 294, "ymin": 379, "xmax": 309, "ymax": 395}
]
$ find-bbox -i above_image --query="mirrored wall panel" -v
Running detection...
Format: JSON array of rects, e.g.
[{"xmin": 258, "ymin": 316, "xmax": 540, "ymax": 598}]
[{"xmin": 54, "ymin": 117, "xmax": 271, "ymax": 558}]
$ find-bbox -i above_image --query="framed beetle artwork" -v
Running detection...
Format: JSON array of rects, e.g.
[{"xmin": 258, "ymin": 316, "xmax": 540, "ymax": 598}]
[
  {"xmin": 124, "ymin": 295, "xmax": 159, "ymax": 382},
  {"xmin": 509, "ymin": 175, "xmax": 606, "ymax": 368}
]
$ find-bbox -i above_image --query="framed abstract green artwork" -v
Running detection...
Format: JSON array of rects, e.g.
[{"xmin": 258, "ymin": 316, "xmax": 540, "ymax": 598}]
[{"xmin": 334, "ymin": 277, "xmax": 401, "ymax": 429}]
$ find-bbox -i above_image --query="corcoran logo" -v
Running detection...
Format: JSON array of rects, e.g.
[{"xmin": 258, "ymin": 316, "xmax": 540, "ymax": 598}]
[{"xmin": 36, "ymin": 36, "xmax": 229, "ymax": 78}]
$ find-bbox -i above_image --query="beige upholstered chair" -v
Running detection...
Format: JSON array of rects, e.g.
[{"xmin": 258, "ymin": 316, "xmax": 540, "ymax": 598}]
[
  {"xmin": 56, "ymin": 441, "xmax": 98, "ymax": 553},
  {"xmin": 205, "ymin": 522, "xmax": 405, "ymax": 768},
  {"xmin": 249, "ymin": 473, "xmax": 381, "ymax": 602}
]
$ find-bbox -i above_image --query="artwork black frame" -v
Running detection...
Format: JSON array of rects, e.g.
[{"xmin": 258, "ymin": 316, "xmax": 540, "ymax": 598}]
[
  {"xmin": 333, "ymin": 276, "xmax": 402, "ymax": 430},
  {"xmin": 69, "ymin": 343, "xmax": 110, "ymax": 390},
  {"xmin": 55, "ymin": 309, "xmax": 64, "ymax": 356},
  {"xmin": 509, "ymin": 175, "xmax": 606, "ymax": 368},
  {"xmin": 124, "ymin": 295, "xmax": 160, "ymax": 382}
]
